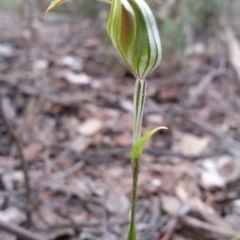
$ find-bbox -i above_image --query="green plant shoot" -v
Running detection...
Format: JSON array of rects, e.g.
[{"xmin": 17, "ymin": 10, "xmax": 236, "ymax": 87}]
[{"xmin": 45, "ymin": 0, "xmax": 165, "ymax": 239}]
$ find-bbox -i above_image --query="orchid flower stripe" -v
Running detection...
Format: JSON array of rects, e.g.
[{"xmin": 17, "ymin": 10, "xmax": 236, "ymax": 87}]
[{"xmin": 107, "ymin": 0, "xmax": 161, "ymax": 79}]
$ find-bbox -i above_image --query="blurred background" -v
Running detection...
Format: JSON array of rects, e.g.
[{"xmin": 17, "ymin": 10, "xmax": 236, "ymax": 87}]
[{"xmin": 1, "ymin": 0, "xmax": 240, "ymax": 240}]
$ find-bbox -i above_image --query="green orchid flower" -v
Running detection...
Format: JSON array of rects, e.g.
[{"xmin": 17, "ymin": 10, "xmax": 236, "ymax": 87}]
[
  {"xmin": 107, "ymin": 0, "xmax": 161, "ymax": 79},
  {"xmin": 45, "ymin": 0, "xmax": 161, "ymax": 79}
]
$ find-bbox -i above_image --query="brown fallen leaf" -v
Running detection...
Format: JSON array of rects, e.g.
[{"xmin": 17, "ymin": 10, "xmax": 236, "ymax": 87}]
[
  {"xmin": 114, "ymin": 132, "xmax": 132, "ymax": 146},
  {"xmin": 0, "ymin": 44, "xmax": 13, "ymax": 58},
  {"xmin": 161, "ymin": 194, "xmax": 181, "ymax": 216},
  {"xmin": 104, "ymin": 188, "xmax": 129, "ymax": 214},
  {"xmin": 200, "ymin": 161, "xmax": 225, "ymax": 189},
  {"xmin": 0, "ymin": 157, "xmax": 14, "ymax": 167},
  {"xmin": 69, "ymin": 136, "xmax": 90, "ymax": 153},
  {"xmin": 78, "ymin": 118, "xmax": 103, "ymax": 136},
  {"xmin": 160, "ymin": 171, "xmax": 177, "ymax": 194},
  {"xmin": 2, "ymin": 171, "xmax": 24, "ymax": 190},
  {"xmin": 83, "ymin": 38, "xmax": 101, "ymax": 48},
  {"xmin": 63, "ymin": 71, "xmax": 90, "ymax": 85},
  {"xmin": 23, "ymin": 142, "xmax": 43, "ymax": 161},
  {"xmin": 177, "ymin": 134, "xmax": 211, "ymax": 156},
  {"xmin": 38, "ymin": 205, "xmax": 70, "ymax": 225},
  {"xmin": 0, "ymin": 207, "xmax": 26, "ymax": 224},
  {"xmin": 200, "ymin": 156, "xmax": 240, "ymax": 189},
  {"xmin": 32, "ymin": 59, "xmax": 49, "ymax": 71},
  {"xmin": 57, "ymin": 56, "xmax": 83, "ymax": 71}
]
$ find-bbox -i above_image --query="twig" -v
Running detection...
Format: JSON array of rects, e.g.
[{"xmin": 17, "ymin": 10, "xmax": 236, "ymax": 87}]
[
  {"xmin": 0, "ymin": 93, "xmax": 32, "ymax": 227},
  {"xmin": 190, "ymin": 117, "xmax": 240, "ymax": 158},
  {"xmin": 0, "ymin": 147, "xmax": 226, "ymax": 197},
  {"xmin": 170, "ymin": 105, "xmax": 240, "ymax": 158},
  {"xmin": 141, "ymin": 197, "xmax": 161, "ymax": 240},
  {"xmin": 188, "ymin": 62, "xmax": 226, "ymax": 105},
  {"xmin": 183, "ymin": 216, "xmax": 240, "ymax": 238},
  {"xmin": 0, "ymin": 160, "xmax": 85, "ymax": 197},
  {"xmin": 160, "ymin": 204, "xmax": 190, "ymax": 240},
  {"xmin": 0, "ymin": 146, "xmax": 226, "ymax": 170},
  {"xmin": 145, "ymin": 148, "xmax": 225, "ymax": 161},
  {"xmin": 207, "ymin": 82, "xmax": 240, "ymax": 123},
  {"xmin": 0, "ymin": 220, "xmax": 48, "ymax": 240},
  {"xmin": 39, "ymin": 160, "xmax": 85, "ymax": 187},
  {"xmin": 213, "ymin": 191, "xmax": 240, "ymax": 203}
]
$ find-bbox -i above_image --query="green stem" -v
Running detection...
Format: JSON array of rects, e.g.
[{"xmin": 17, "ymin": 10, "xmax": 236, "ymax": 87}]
[
  {"xmin": 128, "ymin": 78, "xmax": 146, "ymax": 240},
  {"xmin": 133, "ymin": 79, "xmax": 146, "ymax": 144}
]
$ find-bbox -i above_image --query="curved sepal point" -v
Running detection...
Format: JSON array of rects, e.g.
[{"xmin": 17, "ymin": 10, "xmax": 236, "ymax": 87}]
[{"xmin": 45, "ymin": 0, "xmax": 70, "ymax": 20}]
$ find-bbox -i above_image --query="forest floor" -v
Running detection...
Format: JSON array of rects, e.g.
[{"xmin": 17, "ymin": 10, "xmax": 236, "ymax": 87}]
[{"xmin": 1, "ymin": 11, "xmax": 240, "ymax": 240}]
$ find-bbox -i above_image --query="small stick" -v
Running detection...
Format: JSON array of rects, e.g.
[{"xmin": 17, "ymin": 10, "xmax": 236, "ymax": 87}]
[
  {"xmin": 160, "ymin": 204, "xmax": 190, "ymax": 240},
  {"xmin": 0, "ymin": 220, "xmax": 47, "ymax": 240},
  {"xmin": 183, "ymin": 216, "xmax": 240, "ymax": 238},
  {"xmin": 0, "ymin": 94, "xmax": 32, "ymax": 227},
  {"xmin": 188, "ymin": 60, "xmax": 226, "ymax": 105},
  {"xmin": 190, "ymin": 116, "xmax": 240, "ymax": 158}
]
